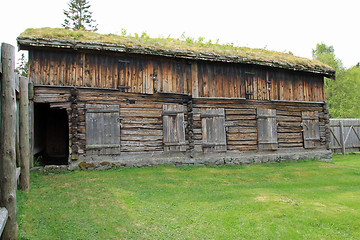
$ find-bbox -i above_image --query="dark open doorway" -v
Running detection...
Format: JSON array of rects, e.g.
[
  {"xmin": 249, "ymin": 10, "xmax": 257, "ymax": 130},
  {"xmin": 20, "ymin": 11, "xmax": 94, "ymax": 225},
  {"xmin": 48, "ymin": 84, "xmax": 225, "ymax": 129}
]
[{"xmin": 34, "ymin": 103, "xmax": 69, "ymax": 165}]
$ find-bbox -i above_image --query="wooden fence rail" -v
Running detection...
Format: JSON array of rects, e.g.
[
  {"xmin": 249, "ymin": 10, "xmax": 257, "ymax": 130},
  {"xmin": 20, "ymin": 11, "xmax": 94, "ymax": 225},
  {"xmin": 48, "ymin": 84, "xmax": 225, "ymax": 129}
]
[{"xmin": 329, "ymin": 119, "xmax": 360, "ymax": 154}]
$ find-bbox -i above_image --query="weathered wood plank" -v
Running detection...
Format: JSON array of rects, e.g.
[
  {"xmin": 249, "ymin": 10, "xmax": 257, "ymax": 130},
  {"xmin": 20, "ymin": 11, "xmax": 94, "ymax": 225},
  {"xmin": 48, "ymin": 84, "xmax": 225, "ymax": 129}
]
[
  {"xmin": 85, "ymin": 104, "xmax": 121, "ymax": 155},
  {"xmin": 302, "ymin": 111, "xmax": 320, "ymax": 149},
  {"xmin": 121, "ymin": 129, "xmax": 163, "ymax": 135},
  {"xmin": 0, "ymin": 43, "xmax": 18, "ymax": 239},
  {"xmin": 201, "ymin": 108, "xmax": 227, "ymax": 152},
  {"xmin": 162, "ymin": 104, "xmax": 186, "ymax": 152},
  {"xmin": 227, "ymin": 133, "xmax": 257, "ymax": 141},
  {"xmin": 19, "ymin": 76, "xmax": 30, "ymax": 191},
  {"xmin": 257, "ymin": 108, "xmax": 278, "ymax": 151},
  {"xmin": 121, "ymin": 135, "xmax": 163, "ymax": 141},
  {"xmin": 227, "ymin": 127, "xmax": 257, "ymax": 134},
  {"xmin": 0, "ymin": 208, "xmax": 8, "ymax": 237},
  {"xmin": 225, "ymin": 108, "xmax": 256, "ymax": 115}
]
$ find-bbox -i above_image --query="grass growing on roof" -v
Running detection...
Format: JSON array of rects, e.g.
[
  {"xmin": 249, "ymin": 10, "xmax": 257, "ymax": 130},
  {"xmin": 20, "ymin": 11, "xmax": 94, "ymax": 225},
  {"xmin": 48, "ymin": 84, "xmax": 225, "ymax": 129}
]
[
  {"xmin": 17, "ymin": 154, "xmax": 360, "ymax": 239},
  {"xmin": 19, "ymin": 27, "xmax": 331, "ymax": 70}
]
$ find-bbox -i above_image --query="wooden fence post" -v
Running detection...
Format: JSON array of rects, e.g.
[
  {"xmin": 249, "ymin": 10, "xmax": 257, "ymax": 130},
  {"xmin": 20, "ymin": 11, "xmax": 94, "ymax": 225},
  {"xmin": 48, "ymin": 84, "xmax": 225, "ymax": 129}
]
[
  {"xmin": 19, "ymin": 76, "xmax": 30, "ymax": 191},
  {"xmin": 0, "ymin": 43, "xmax": 18, "ymax": 239},
  {"xmin": 28, "ymin": 82, "xmax": 34, "ymax": 168},
  {"xmin": 339, "ymin": 120, "xmax": 346, "ymax": 155}
]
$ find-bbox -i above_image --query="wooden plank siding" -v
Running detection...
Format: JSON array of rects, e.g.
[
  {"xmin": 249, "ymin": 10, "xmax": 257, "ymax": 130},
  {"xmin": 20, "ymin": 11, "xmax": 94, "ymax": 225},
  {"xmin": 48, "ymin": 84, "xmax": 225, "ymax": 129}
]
[
  {"xmin": 29, "ymin": 50, "xmax": 191, "ymax": 95},
  {"xmin": 29, "ymin": 49, "xmax": 325, "ymax": 102}
]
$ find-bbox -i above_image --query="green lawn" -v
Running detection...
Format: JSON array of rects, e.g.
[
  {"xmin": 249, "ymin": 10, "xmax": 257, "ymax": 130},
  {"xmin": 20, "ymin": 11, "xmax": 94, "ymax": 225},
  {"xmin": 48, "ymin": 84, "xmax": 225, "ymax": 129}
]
[{"xmin": 18, "ymin": 154, "xmax": 360, "ymax": 239}]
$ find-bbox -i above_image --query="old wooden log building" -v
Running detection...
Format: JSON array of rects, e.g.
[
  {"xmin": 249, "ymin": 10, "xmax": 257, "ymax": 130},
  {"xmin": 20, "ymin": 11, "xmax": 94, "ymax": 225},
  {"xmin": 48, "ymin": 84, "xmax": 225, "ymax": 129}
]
[{"xmin": 17, "ymin": 28, "xmax": 335, "ymax": 168}]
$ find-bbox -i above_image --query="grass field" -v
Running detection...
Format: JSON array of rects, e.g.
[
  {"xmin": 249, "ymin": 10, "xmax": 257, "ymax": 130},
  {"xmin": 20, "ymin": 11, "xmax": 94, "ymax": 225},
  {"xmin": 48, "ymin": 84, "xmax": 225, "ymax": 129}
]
[{"xmin": 17, "ymin": 153, "xmax": 360, "ymax": 239}]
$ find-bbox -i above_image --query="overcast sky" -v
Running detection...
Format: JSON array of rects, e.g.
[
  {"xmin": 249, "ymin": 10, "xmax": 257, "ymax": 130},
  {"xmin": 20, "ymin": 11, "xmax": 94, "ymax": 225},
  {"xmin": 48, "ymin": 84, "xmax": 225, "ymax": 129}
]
[{"xmin": 1, "ymin": 0, "xmax": 359, "ymax": 68}]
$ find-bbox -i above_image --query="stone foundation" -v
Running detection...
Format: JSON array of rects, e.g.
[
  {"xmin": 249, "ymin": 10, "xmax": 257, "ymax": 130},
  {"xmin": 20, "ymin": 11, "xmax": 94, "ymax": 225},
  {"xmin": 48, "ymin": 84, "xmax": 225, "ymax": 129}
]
[{"xmin": 66, "ymin": 149, "xmax": 332, "ymax": 170}]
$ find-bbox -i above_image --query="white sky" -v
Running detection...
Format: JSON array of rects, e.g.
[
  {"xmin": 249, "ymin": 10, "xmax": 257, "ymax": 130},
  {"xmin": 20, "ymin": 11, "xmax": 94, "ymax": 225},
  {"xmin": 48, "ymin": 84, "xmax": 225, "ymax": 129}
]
[{"xmin": 1, "ymin": 0, "xmax": 359, "ymax": 68}]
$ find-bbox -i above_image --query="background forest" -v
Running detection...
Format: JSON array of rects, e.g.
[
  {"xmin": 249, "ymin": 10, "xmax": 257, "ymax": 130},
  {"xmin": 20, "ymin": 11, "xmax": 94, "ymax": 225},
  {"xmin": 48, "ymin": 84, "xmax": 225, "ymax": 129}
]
[{"xmin": 313, "ymin": 43, "xmax": 360, "ymax": 118}]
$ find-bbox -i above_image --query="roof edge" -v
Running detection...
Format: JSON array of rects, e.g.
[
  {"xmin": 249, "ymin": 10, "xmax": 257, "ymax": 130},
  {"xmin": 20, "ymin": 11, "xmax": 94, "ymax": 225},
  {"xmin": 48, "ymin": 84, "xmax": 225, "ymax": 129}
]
[{"xmin": 17, "ymin": 36, "xmax": 336, "ymax": 78}]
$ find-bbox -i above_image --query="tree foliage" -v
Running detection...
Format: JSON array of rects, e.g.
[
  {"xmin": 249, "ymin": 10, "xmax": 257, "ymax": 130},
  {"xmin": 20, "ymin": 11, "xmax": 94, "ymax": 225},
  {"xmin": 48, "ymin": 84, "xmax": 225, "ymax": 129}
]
[
  {"xmin": 313, "ymin": 43, "xmax": 360, "ymax": 118},
  {"xmin": 15, "ymin": 53, "xmax": 29, "ymax": 77},
  {"xmin": 62, "ymin": 0, "xmax": 98, "ymax": 31},
  {"xmin": 312, "ymin": 43, "xmax": 345, "ymax": 72}
]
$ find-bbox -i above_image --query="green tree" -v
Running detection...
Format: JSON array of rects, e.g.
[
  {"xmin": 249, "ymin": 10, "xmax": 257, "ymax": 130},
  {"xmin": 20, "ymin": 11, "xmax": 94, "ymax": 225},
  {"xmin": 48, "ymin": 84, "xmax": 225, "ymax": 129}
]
[
  {"xmin": 313, "ymin": 43, "xmax": 360, "ymax": 118},
  {"xmin": 62, "ymin": 0, "xmax": 98, "ymax": 31},
  {"xmin": 312, "ymin": 43, "xmax": 344, "ymax": 72},
  {"xmin": 15, "ymin": 53, "xmax": 28, "ymax": 77},
  {"xmin": 330, "ymin": 66, "xmax": 360, "ymax": 118}
]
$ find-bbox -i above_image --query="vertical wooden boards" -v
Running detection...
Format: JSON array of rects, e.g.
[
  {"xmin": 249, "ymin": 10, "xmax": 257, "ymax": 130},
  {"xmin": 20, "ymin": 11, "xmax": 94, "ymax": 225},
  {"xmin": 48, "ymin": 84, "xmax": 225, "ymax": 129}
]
[
  {"xmin": 245, "ymin": 71, "xmax": 254, "ymax": 99},
  {"xmin": 271, "ymin": 71, "xmax": 280, "ymax": 100},
  {"xmin": 145, "ymin": 60, "xmax": 153, "ymax": 94},
  {"xmin": 184, "ymin": 63, "xmax": 191, "ymax": 95},
  {"xmin": 257, "ymin": 108, "xmax": 278, "ymax": 151},
  {"xmin": 28, "ymin": 51, "xmax": 35, "ymax": 83},
  {"xmin": 197, "ymin": 62, "xmax": 252, "ymax": 98},
  {"xmin": 302, "ymin": 111, "xmax": 320, "ymax": 148},
  {"xmin": 27, "ymin": 49, "xmax": 327, "ymax": 102},
  {"xmin": 215, "ymin": 65, "xmax": 222, "ymax": 97},
  {"xmin": 85, "ymin": 104, "xmax": 121, "ymax": 155},
  {"xmin": 329, "ymin": 119, "xmax": 360, "ymax": 153},
  {"xmin": 200, "ymin": 108, "xmax": 227, "ymax": 152},
  {"xmin": 162, "ymin": 104, "xmax": 186, "ymax": 151},
  {"xmin": 137, "ymin": 58, "xmax": 143, "ymax": 93}
]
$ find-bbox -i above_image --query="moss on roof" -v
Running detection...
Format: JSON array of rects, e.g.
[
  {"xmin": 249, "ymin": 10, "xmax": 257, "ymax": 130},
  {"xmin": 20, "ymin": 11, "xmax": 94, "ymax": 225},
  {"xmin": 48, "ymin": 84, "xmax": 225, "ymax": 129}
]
[{"xmin": 19, "ymin": 27, "xmax": 333, "ymax": 75}]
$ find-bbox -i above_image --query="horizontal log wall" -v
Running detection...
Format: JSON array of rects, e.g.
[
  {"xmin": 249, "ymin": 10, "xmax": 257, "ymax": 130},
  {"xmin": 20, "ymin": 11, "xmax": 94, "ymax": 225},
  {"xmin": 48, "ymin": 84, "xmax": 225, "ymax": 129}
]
[
  {"xmin": 34, "ymin": 86, "xmax": 328, "ymax": 163},
  {"xmin": 192, "ymin": 98, "xmax": 327, "ymax": 152},
  {"xmin": 29, "ymin": 49, "xmax": 324, "ymax": 102},
  {"xmin": 34, "ymin": 87, "xmax": 189, "ymax": 159}
]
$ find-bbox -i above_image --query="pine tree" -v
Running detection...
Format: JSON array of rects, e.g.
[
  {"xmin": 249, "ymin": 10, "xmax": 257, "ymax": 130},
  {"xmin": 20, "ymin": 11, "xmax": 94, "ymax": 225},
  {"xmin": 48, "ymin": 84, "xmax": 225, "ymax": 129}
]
[{"xmin": 62, "ymin": 0, "xmax": 98, "ymax": 31}]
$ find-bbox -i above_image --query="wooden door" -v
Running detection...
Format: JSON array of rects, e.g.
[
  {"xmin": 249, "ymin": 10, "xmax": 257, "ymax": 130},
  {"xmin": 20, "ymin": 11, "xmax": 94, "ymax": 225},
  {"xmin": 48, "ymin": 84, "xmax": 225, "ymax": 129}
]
[
  {"xmin": 201, "ymin": 108, "xmax": 227, "ymax": 152},
  {"xmin": 257, "ymin": 108, "xmax": 278, "ymax": 151},
  {"xmin": 302, "ymin": 111, "xmax": 320, "ymax": 148},
  {"xmin": 85, "ymin": 104, "xmax": 121, "ymax": 155},
  {"xmin": 162, "ymin": 104, "xmax": 186, "ymax": 151}
]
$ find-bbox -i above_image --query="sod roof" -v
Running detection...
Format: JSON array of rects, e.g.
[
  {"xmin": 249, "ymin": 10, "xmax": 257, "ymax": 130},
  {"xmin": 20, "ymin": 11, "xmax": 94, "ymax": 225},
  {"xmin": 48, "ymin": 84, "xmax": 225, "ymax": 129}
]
[{"xmin": 17, "ymin": 27, "xmax": 335, "ymax": 78}]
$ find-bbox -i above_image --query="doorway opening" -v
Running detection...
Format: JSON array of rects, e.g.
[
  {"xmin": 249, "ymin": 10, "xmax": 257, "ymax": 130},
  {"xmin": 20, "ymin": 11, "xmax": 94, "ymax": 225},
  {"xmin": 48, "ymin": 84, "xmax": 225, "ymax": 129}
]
[{"xmin": 34, "ymin": 103, "xmax": 69, "ymax": 165}]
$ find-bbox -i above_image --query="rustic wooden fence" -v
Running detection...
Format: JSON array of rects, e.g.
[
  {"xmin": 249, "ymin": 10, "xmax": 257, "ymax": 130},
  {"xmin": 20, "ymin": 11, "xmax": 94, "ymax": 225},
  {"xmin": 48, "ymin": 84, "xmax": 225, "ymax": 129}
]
[
  {"xmin": 329, "ymin": 119, "xmax": 360, "ymax": 154},
  {"xmin": 1, "ymin": 42, "xmax": 31, "ymax": 239}
]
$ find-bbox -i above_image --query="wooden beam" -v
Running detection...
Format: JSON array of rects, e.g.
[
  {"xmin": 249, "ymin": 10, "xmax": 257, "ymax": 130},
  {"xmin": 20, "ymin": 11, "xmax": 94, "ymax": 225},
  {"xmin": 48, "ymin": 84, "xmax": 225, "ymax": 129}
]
[
  {"xmin": 0, "ymin": 43, "xmax": 18, "ymax": 239},
  {"xmin": 19, "ymin": 76, "xmax": 30, "ymax": 191},
  {"xmin": 191, "ymin": 62, "xmax": 199, "ymax": 98},
  {"xmin": 339, "ymin": 120, "xmax": 346, "ymax": 155}
]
